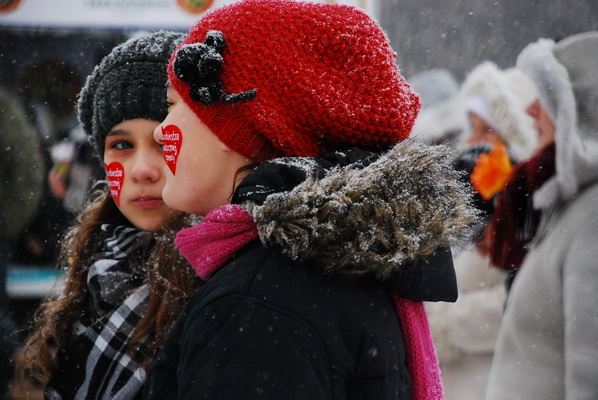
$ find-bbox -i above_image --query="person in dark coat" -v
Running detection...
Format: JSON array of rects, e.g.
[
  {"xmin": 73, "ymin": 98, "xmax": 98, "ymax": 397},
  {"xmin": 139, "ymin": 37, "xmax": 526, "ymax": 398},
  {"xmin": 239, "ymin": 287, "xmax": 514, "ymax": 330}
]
[{"xmin": 144, "ymin": 1, "xmax": 478, "ymax": 399}]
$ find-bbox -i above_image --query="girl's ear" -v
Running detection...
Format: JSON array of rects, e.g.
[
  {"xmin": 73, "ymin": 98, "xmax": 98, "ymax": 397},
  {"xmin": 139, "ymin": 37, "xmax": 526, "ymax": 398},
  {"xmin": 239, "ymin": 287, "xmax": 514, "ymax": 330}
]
[{"xmin": 218, "ymin": 139, "xmax": 253, "ymax": 167}]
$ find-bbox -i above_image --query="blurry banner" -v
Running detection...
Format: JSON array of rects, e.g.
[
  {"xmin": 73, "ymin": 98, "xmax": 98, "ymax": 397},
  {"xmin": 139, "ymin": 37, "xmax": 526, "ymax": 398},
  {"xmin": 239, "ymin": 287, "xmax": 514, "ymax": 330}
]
[
  {"xmin": 0, "ymin": 0, "xmax": 375, "ymax": 30},
  {"xmin": 0, "ymin": 0, "xmax": 225, "ymax": 29}
]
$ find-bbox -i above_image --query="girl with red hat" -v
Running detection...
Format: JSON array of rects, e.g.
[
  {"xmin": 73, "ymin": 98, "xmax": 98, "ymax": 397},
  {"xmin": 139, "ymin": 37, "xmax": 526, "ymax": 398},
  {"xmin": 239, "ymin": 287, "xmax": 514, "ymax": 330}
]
[{"xmin": 145, "ymin": 1, "xmax": 477, "ymax": 398}]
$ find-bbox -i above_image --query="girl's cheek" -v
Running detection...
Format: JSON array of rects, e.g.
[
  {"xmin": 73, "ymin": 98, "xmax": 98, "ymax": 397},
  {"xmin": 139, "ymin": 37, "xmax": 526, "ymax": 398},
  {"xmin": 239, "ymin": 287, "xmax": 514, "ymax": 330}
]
[
  {"xmin": 162, "ymin": 125, "xmax": 183, "ymax": 175},
  {"xmin": 105, "ymin": 162, "xmax": 125, "ymax": 207}
]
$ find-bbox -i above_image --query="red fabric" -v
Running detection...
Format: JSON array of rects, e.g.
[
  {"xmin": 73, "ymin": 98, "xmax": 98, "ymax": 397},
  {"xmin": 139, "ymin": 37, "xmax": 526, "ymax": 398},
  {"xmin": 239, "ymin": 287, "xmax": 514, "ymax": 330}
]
[
  {"xmin": 175, "ymin": 204, "xmax": 444, "ymax": 399},
  {"xmin": 490, "ymin": 143, "xmax": 556, "ymax": 271},
  {"xmin": 168, "ymin": 0, "xmax": 420, "ymax": 163}
]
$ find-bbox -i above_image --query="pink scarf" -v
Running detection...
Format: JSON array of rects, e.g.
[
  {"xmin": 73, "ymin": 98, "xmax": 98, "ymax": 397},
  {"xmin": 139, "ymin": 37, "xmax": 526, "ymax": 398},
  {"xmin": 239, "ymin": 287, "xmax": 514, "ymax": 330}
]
[
  {"xmin": 176, "ymin": 204, "xmax": 444, "ymax": 400},
  {"xmin": 175, "ymin": 204, "xmax": 259, "ymax": 279}
]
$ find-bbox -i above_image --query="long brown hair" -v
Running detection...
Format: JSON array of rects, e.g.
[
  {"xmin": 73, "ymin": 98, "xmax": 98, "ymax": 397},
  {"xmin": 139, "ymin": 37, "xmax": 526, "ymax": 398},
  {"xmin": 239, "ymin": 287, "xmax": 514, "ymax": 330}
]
[{"xmin": 19, "ymin": 185, "xmax": 200, "ymax": 385}]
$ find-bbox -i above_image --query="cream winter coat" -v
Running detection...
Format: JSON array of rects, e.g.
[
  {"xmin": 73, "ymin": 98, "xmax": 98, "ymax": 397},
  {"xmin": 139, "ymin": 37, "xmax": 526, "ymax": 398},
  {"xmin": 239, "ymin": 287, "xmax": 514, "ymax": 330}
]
[
  {"xmin": 486, "ymin": 32, "xmax": 598, "ymax": 400},
  {"xmin": 427, "ymin": 249, "xmax": 507, "ymax": 400}
]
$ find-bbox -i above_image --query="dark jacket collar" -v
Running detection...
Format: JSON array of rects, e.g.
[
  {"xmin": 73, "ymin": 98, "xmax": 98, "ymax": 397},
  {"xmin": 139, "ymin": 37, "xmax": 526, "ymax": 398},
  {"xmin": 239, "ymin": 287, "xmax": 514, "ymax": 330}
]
[{"xmin": 233, "ymin": 140, "xmax": 479, "ymax": 302}]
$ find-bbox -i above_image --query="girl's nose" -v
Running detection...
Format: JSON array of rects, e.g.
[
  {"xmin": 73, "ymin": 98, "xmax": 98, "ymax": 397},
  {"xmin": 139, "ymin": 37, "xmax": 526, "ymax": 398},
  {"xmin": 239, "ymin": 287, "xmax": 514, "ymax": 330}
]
[
  {"xmin": 526, "ymin": 99, "xmax": 540, "ymax": 118},
  {"xmin": 153, "ymin": 123, "xmax": 164, "ymax": 144},
  {"xmin": 130, "ymin": 151, "xmax": 161, "ymax": 183}
]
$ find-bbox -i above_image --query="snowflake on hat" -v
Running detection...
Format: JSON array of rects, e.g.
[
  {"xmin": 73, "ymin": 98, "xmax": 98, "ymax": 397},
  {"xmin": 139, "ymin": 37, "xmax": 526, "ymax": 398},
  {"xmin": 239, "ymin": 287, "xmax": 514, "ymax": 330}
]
[{"xmin": 173, "ymin": 30, "xmax": 256, "ymax": 105}]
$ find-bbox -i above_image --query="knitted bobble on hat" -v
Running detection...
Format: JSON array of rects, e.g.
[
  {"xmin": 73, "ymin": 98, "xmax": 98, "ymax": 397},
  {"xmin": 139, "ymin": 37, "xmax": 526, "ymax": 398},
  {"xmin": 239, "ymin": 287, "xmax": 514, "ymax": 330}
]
[{"xmin": 169, "ymin": 0, "xmax": 421, "ymax": 162}]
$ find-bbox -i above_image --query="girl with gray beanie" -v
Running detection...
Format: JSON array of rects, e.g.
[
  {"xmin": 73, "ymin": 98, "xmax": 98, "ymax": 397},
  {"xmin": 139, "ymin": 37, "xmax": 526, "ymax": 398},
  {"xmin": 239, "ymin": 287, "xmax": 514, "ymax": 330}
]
[{"xmin": 16, "ymin": 31, "xmax": 200, "ymax": 400}]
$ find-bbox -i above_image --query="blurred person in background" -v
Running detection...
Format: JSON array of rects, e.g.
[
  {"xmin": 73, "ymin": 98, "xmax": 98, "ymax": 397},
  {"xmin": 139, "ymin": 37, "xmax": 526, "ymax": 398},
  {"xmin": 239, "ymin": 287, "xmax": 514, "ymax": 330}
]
[
  {"xmin": 456, "ymin": 60, "xmax": 538, "ymax": 257},
  {"xmin": 47, "ymin": 124, "xmax": 103, "ymax": 214},
  {"xmin": 426, "ymin": 142, "xmax": 512, "ymax": 400},
  {"xmin": 0, "ymin": 86, "xmax": 45, "ymax": 400},
  {"xmin": 488, "ymin": 67, "xmax": 561, "ymax": 286},
  {"xmin": 488, "ymin": 114, "xmax": 557, "ymax": 289},
  {"xmin": 425, "ymin": 61, "xmax": 538, "ymax": 400},
  {"xmin": 408, "ymin": 69, "xmax": 467, "ymax": 147},
  {"xmin": 459, "ymin": 61, "xmax": 537, "ymax": 162},
  {"xmin": 486, "ymin": 31, "xmax": 598, "ymax": 400}
]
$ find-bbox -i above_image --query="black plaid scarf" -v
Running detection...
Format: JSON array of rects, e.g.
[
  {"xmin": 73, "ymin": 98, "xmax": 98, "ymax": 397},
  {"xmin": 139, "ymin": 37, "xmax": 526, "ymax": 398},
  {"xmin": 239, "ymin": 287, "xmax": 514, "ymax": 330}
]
[{"xmin": 46, "ymin": 224, "xmax": 152, "ymax": 400}]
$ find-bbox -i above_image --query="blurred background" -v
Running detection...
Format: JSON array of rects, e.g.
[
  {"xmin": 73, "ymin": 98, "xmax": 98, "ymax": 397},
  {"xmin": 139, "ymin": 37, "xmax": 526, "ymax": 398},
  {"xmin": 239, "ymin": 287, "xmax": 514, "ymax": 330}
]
[
  {"xmin": 381, "ymin": 0, "xmax": 598, "ymax": 80},
  {"xmin": 0, "ymin": 0, "xmax": 597, "ymax": 332}
]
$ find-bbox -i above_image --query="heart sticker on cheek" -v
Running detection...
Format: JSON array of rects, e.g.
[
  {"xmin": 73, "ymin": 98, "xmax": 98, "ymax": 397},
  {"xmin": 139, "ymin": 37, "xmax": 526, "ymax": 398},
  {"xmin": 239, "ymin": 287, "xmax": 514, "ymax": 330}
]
[
  {"xmin": 162, "ymin": 125, "xmax": 183, "ymax": 175},
  {"xmin": 105, "ymin": 162, "xmax": 124, "ymax": 207}
]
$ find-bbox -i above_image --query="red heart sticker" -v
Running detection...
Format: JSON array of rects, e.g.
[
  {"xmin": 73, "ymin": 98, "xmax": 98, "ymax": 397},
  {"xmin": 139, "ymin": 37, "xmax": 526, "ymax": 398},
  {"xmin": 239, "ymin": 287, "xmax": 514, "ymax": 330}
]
[
  {"xmin": 162, "ymin": 124, "xmax": 183, "ymax": 175},
  {"xmin": 105, "ymin": 162, "xmax": 124, "ymax": 207}
]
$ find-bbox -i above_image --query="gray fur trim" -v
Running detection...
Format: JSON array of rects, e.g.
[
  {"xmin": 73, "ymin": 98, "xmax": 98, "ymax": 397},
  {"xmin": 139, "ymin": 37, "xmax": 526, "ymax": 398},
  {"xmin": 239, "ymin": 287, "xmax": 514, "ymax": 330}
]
[{"xmin": 247, "ymin": 140, "xmax": 479, "ymax": 278}]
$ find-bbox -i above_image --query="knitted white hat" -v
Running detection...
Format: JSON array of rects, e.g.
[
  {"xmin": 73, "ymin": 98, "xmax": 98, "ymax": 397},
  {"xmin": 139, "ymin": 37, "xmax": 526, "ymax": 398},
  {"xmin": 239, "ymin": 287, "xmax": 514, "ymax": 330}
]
[{"xmin": 459, "ymin": 61, "xmax": 538, "ymax": 162}]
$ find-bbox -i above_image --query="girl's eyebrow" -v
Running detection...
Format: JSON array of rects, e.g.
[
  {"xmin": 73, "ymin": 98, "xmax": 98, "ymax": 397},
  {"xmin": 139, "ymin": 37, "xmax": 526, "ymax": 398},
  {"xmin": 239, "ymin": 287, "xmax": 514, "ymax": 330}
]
[{"xmin": 106, "ymin": 129, "xmax": 131, "ymax": 137}]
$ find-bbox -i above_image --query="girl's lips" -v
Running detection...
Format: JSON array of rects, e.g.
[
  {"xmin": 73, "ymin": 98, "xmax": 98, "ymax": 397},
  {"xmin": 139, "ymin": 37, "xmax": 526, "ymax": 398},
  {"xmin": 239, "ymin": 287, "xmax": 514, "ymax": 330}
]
[{"xmin": 132, "ymin": 197, "xmax": 164, "ymax": 209}]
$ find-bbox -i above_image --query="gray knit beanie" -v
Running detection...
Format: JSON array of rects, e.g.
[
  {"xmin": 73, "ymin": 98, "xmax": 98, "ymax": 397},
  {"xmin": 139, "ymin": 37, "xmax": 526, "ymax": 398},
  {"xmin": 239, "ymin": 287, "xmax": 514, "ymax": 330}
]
[{"xmin": 78, "ymin": 30, "xmax": 185, "ymax": 159}]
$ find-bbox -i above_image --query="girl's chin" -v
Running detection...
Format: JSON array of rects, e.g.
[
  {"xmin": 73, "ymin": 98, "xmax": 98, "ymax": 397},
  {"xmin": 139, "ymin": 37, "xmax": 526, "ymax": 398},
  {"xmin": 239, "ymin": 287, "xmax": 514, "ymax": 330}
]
[{"xmin": 130, "ymin": 209, "xmax": 180, "ymax": 231}]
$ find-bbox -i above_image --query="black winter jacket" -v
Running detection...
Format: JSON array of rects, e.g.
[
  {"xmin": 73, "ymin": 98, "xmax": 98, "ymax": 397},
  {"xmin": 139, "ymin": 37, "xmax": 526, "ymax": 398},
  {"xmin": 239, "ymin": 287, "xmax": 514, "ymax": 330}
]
[{"xmin": 143, "ymin": 142, "xmax": 477, "ymax": 399}]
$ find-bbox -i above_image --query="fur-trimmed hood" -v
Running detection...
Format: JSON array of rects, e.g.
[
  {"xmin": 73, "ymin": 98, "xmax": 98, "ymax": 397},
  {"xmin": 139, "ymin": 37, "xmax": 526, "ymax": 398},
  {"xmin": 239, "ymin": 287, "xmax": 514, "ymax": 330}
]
[
  {"xmin": 233, "ymin": 139, "xmax": 478, "ymax": 279},
  {"xmin": 459, "ymin": 61, "xmax": 538, "ymax": 162},
  {"xmin": 517, "ymin": 32, "xmax": 598, "ymax": 210}
]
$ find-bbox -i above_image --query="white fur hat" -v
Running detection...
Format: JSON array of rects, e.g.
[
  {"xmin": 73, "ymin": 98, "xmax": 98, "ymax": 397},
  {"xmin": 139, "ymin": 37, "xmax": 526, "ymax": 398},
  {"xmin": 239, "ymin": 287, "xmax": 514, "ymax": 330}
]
[{"xmin": 459, "ymin": 61, "xmax": 538, "ymax": 162}]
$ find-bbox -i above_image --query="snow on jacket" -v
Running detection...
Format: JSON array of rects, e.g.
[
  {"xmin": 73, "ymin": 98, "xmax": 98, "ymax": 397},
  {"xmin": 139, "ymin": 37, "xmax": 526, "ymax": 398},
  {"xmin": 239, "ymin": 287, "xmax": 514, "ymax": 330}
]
[
  {"xmin": 486, "ymin": 32, "xmax": 598, "ymax": 400},
  {"xmin": 143, "ymin": 140, "xmax": 478, "ymax": 400}
]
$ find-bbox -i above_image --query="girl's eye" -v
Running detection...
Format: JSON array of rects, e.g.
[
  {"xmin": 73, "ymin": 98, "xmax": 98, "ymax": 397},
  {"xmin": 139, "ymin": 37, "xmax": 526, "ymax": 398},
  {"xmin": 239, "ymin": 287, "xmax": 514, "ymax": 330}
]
[{"xmin": 110, "ymin": 140, "xmax": 133, "ymax": 150}]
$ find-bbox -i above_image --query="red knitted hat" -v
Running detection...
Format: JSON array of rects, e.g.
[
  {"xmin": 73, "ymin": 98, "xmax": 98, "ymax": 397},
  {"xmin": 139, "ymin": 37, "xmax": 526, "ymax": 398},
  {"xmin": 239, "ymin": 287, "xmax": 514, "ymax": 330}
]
[{"xmin": 168, "ymin": 0, "xmax": 421, "ymax": 162}]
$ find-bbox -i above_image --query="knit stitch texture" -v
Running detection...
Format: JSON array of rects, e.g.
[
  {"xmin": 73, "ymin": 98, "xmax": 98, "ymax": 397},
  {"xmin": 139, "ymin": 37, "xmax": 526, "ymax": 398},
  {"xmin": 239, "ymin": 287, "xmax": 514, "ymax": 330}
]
[
  {"xmin": 393, "ymin": 296, "xmax": 444, "ymax": 400},
  {"xmin": 168, "ymin": 0, "xmax": 420, "ymax": 162},
  {"xmin": 175, "ymin": 204, "xmax": 258, "ymax": 280},
  {"xmin": 78, "ymin": 31, "xmax": 184, "ymax": 158}
]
